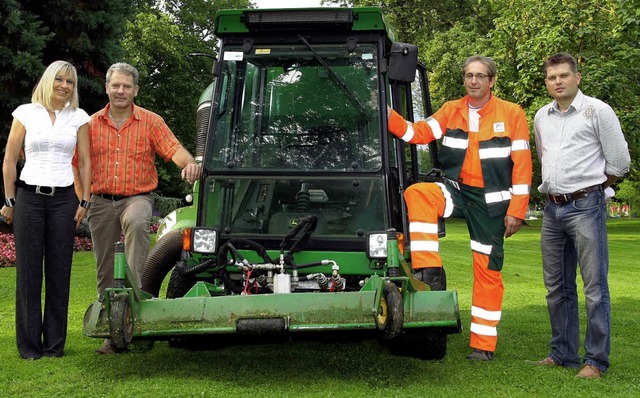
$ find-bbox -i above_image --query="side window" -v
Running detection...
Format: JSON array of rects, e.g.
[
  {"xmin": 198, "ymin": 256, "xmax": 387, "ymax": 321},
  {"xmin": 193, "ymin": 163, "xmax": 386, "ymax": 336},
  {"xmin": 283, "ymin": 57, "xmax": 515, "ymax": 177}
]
[
  {"xmin": 412, "ymin": 65, "xmax": 439, "ymax": 175},
  {"xmin": 207, "ymin": 61, "xmax": 237, "ymax": 170},
  {"xmin": 411, "ymin": 69, "xmax": 434, "ymax": 174}
]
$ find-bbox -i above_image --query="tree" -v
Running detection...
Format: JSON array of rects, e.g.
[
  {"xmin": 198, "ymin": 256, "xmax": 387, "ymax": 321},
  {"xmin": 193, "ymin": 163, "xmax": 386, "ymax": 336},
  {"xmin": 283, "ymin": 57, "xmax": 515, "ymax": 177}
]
[
  {"xmin": 121, "ymin": 0, "xmax": 251, "ymax": 197},
  {"xmin": 490, "ymin": 0, "xmax": 640, "ymax": 205},
  {"xmin": 0, "ymin": 0, "xmax": 131, "ymax": 199},
  {"xmin": 343, "ymin": 0, "xmax": 639, "ymax": 208},
  {"xmin": 0, "ymin": 0, "xmax": 53, "ymax": 134},
  {"xmin": 1, "ymin": 0, "xmax": 133, "ymax": 118}
]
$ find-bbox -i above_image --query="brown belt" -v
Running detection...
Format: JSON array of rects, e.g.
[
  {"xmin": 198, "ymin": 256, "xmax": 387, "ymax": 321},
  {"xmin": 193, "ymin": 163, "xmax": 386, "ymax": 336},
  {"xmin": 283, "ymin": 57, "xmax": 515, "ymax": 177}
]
[{"xmin": 548, "ymin": 185, "xmax": 602, "ymax": 205}]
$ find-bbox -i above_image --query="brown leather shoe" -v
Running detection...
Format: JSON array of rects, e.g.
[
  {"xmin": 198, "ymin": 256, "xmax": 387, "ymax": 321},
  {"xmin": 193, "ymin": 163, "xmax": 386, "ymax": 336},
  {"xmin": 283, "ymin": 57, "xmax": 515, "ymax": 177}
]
[
  {"xmin": 535, "ymin": 356, "xmax": 559, "ymax": 366},
  {"xmin": 96, "ymin": 339, "xmax": 115, "ymax": 355},
  {"xmin": 576, "ymin": 365, "xmax": 603, "ymax": 379}
]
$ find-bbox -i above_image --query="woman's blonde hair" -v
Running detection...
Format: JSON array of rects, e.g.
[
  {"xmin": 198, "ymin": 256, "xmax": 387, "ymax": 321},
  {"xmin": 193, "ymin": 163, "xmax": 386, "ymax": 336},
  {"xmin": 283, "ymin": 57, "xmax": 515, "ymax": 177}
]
[{"xmin": 31, "ymin": 60, "xmax": 80, "ymax": 110}]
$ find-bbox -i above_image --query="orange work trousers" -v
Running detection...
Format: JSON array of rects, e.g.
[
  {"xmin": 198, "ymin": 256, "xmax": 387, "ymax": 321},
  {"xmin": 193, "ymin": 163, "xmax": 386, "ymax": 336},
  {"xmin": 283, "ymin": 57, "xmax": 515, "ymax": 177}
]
[{"xmin": 404, "ymin": 181, "xmax": 506, "ymax": 352}]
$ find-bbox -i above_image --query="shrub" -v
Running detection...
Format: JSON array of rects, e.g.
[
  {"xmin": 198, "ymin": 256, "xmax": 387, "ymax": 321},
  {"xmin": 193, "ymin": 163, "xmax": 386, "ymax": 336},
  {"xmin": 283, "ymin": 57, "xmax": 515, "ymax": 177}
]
[
  {"xmin": 74, "ymin": 236, "xmax": 93, "ymax": 252},
  {"xmin": 0, "ymin": 232, "xmax": 16, "ymax": 268},
  {"xmin": 152, "ymin": 192, "xmax": 183, "ymax": 217},
  {"xmin": 0, "ymin": 232, "xmax": 94, "ymax": 268}
]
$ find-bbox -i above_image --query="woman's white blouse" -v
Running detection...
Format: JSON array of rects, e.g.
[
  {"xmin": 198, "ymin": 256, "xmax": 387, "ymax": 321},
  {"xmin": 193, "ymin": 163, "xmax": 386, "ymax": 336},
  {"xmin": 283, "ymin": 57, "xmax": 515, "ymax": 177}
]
[{"xmin": 12, "ymin": 103, "xmax": 90, "ymax": 187}]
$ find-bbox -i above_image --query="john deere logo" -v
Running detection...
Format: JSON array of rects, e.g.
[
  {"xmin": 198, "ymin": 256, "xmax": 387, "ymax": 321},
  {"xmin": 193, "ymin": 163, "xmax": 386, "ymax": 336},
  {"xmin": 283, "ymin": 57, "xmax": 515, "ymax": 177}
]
[{"xmin": 289, "ymin": 218, "xmax": 300, "ymax": 228}]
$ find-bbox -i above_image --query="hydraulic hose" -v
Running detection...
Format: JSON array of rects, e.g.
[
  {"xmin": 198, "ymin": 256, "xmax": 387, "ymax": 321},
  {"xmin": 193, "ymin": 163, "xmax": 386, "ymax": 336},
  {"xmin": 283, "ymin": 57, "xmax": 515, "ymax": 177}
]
[
  {"xmin": 174, "ymin": 257, "xmax": 216, "ymax": 276},
  {"xmin": 217, "ymin": 238, "xmax": 273, "ymax": 267},
  {"xmin": 141, "ymin": 230, "xmax": 183, "ymax": 297}
]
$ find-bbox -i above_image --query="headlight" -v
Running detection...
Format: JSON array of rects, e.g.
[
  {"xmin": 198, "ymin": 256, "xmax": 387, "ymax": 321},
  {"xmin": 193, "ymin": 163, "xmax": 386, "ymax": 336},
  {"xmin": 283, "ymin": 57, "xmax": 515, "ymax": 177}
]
[
  {"xmin": 190, "ymin": 228, "xmax": 218, "ymax": 254},
  {"xmin": 367, "ymin": 232, "xmax": 388, "ymax": 259}
]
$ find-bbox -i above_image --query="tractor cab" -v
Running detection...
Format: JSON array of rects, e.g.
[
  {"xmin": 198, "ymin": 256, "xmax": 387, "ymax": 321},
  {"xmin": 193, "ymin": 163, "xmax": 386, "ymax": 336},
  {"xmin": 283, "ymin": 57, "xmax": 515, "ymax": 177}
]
[{"xmin": 84, "ymin": 7, "xmax": 459, "ymax": 360}]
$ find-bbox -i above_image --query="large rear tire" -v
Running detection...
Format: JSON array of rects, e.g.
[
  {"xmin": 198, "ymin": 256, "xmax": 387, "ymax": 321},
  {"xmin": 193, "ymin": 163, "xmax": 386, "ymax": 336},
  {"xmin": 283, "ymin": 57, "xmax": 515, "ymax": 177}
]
[{"xmin": 166, "ymin": 268, "xmax": 197, "ymax": 299}]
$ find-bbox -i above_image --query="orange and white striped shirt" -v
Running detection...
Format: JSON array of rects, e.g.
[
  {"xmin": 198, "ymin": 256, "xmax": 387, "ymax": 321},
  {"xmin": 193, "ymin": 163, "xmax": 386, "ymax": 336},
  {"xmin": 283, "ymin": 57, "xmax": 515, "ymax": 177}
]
[{"xmin": 88, "ymin": 104, "xmax": 182, "ymax": 196}]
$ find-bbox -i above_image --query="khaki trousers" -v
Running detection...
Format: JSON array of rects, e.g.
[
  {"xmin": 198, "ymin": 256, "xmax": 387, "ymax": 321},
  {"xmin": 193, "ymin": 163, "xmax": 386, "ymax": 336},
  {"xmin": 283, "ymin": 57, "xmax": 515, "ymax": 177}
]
[{"xmin": 88, "ymin": 194, "xmax": 154, "ymax": 300}]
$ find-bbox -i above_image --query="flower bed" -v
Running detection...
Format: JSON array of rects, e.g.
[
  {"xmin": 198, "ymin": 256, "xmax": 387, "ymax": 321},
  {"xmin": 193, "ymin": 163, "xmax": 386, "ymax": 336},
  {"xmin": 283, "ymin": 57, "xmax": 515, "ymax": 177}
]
[
  {"xmin": 0, "ymin": 232, "xmax": 16, "ymax": 268},
  {"xmin": 0, "ymin": 232, "xmax": 94, "ymax": 268}
]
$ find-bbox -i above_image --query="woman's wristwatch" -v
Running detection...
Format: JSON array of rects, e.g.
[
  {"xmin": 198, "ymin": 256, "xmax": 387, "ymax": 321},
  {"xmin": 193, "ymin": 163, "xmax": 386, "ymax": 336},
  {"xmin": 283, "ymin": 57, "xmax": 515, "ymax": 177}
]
[
  {"xmin": 79, "ymin": 199, "xmax": 91, "ymax": 209},
  {"xmin": 4, "ymin": 198, "xmax": 15, "ymax": 207}
]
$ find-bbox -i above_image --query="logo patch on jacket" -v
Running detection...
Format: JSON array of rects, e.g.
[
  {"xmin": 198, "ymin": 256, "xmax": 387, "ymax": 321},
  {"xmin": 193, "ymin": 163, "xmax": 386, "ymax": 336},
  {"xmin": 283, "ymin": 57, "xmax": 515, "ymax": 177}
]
[{"xmin": 493, "ymin": 122, "xmax": 505, "ymax": 134}]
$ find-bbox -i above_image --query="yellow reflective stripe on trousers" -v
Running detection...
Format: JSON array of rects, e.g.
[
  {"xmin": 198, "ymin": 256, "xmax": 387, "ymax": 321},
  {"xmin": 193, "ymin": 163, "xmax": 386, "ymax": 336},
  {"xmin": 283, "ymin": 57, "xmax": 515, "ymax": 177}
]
[
  {"xmin": 472, "ymin": 305, "xmax": 502, "ymax": 321},
  {"xmin": 436, "ymin": 182, "xmax": 454, "ymax": 218},
  {"xmin": 470, "ymin": 322, "xmax": 498, "ymax": 337},
  {"xmin": 470, "ymin": 240, "xmax": 492, "ymax": 255},
  {"xmin": 410, "ymin": 222, "xmax": 439, "ymax": 234},
  {"xmin": 410, "ymin": 240, "xmax": 439, "ymax": 252}
]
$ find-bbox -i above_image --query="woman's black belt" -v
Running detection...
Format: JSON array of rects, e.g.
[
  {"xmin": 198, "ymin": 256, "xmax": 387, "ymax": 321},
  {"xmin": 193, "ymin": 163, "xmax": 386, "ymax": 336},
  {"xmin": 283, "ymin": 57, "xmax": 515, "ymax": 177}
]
[{"xmin": 15, "ymin": 180, "xmax": 73, "ymax": 196}]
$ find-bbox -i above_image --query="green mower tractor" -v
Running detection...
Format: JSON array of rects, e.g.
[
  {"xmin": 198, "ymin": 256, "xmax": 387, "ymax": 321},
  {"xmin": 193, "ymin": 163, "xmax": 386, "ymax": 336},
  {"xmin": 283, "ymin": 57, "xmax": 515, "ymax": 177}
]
[{"xmin": 83, "ymin": 7, "xmax": 461, "ymax": 360}]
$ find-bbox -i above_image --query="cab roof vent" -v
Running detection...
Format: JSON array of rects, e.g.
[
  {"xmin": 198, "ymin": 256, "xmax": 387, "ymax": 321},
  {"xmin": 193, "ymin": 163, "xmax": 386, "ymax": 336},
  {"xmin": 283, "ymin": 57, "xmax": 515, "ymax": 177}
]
[{"xmin": 243, "ymin": 9, "xmax": 353, "ymax": 31}]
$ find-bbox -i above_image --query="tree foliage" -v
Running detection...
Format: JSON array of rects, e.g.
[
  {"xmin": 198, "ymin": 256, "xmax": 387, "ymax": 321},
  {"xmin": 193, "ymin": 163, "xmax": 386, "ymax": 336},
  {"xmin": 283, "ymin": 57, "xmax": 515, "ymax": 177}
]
[
  {"xmin": 2, "ymin": 0, "xmax": 637, "ymax": 205},
  {"xmin": 0, "ymin": 0, "xmax": 131, "ymax": 198},
  {"xmin": 490, "ymin": 0, "xmax": 640, "ymax": 205},
  {"xmin": 349, "ymin": 0, "xmax": 639, "ymax": 207},
  {"xmin": 0, "ymin": 0, "xmax": 132, "ymax": 121},
  {"xmin": 0, "ymin": 0, "xmax": 53, "ymax": 135},
  {"xmin": 121, "ymin": 0, "xmax": 251, "ymax": 197}
]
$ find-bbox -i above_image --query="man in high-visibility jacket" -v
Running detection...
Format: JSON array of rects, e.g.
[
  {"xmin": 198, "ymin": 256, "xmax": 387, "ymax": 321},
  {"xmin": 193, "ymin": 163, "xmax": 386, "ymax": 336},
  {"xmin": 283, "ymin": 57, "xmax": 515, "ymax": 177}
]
[{"xmin": 388, "ymin": 55, "xmax": 532, "ymax": 361}]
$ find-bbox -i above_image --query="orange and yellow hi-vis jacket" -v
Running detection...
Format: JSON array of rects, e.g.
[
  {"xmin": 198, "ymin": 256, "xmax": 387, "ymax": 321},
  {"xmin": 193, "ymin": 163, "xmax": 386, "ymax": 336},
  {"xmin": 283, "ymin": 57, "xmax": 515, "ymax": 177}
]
[{"xmin": 388, "ymin": 95, "xmax": 532, "ymax": 219}]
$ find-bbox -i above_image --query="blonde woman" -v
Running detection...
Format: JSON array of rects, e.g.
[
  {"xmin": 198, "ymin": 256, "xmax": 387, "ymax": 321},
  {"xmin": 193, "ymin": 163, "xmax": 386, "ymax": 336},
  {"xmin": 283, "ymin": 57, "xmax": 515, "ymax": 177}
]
[{"xmin": 1, "ymin": 60, "xmax": 91, "ymax": 359}]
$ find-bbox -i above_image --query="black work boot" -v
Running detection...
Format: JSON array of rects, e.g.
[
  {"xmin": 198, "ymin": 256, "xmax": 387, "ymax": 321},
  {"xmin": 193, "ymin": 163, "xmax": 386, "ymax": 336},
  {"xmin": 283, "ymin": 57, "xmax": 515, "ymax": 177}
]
[
  {"xmin": 467, "ymin": 348, "xmax": 494, "ymax": 361},
  {"xmin": 414, "ymin": 267, "xmax": 446, "ymax": 291}
]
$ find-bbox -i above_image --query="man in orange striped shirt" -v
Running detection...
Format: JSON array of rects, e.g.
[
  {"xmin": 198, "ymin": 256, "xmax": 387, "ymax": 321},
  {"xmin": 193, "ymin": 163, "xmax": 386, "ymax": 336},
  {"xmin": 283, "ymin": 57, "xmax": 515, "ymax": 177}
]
[{"xmin": 88, "ymin": 63, "xmax": 201, "ymax": 354}]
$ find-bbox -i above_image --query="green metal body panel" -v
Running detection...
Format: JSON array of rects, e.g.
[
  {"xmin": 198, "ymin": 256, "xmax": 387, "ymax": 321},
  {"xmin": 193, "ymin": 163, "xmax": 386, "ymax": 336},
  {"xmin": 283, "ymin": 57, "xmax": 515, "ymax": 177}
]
[
  {"xmin": 156, "ymin": 180, "xmax": 199, "ymax": 239},
  {"xmin": 83, "ymin": 7, "xmax": 461, "ymax": 357},
  {"xmin": 214, "ymin": 8, "xmax": 390, "ymax": 36},
  {"xmin": 198, "ymin": 83, "xmax": 214, "ymax": 105},
  {"xmin": 83, "ymin": 275, "xmax": 459, "ymax": 339}
]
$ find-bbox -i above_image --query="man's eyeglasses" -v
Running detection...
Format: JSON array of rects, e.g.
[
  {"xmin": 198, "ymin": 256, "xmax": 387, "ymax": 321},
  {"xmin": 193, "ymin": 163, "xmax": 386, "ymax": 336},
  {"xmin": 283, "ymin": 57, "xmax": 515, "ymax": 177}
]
[{"xmin": 464, "ymin": 73, "xmax": 491, "ymax": 82}]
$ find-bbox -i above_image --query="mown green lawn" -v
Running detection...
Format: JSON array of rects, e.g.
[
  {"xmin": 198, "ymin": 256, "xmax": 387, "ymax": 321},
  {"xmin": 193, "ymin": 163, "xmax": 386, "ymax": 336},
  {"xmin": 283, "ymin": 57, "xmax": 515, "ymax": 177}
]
[{"xmin": 1, "ymin": 219, "xmax": 638, "ymax": 397}]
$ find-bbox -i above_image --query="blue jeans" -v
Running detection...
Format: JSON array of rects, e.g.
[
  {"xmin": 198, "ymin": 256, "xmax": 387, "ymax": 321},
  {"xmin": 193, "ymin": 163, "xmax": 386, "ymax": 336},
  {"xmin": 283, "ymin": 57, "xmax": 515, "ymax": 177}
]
[{"xmin": 541, "ymin": 189, "xmax": 610, "ymax": 372}]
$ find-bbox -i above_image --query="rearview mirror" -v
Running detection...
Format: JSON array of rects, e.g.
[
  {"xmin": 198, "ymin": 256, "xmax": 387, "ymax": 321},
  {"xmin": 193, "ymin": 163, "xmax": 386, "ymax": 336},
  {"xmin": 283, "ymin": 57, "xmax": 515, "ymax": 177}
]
[{"xmin": 388, "ymin": 42, "xmax": 418, "ymax": 83}]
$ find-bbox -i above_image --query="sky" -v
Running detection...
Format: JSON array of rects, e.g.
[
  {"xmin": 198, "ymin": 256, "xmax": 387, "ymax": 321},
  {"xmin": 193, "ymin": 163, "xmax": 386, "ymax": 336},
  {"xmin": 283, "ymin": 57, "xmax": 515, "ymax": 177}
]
[{"xmin": 252, "ymin": 0, "xmax": 334, "ymax": 8}]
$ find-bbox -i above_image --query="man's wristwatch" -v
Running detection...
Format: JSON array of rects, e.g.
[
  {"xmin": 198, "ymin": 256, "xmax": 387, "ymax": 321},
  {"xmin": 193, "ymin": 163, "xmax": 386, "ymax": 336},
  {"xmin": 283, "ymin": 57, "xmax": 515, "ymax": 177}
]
[
  {"xmin": 79, "ymin": 199, "xmax": 91, "ymax": 209},
  {"xmin": 4, "ymin": 198, "xmax": 15, "ymax": 207}
]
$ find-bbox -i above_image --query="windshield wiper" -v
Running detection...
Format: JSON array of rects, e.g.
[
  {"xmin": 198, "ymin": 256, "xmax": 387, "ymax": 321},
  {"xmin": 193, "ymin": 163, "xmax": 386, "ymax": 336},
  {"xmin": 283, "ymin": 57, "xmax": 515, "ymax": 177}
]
[{"xmin": 298, "ymin": 35, "xmax": 371, "ymax": 121}]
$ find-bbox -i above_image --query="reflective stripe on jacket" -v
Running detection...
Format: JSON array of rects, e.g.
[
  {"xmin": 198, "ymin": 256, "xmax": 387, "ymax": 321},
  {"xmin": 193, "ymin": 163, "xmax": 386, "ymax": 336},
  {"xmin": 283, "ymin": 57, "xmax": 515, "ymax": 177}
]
[{"xmin": 388, "ymin": 95, "xmax": 532, "ymax": 219}]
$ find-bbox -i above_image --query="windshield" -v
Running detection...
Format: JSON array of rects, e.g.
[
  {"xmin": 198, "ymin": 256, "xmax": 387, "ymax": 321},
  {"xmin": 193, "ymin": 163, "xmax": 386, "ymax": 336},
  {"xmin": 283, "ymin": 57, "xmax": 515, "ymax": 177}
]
[{"xmin": 208, "ymin": 43, "xmax": 381, "ymax": 172}]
